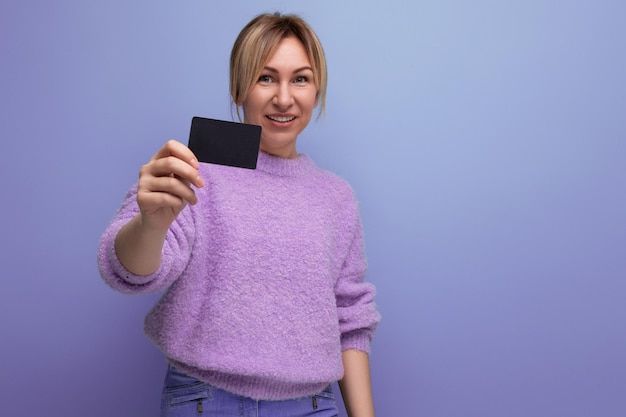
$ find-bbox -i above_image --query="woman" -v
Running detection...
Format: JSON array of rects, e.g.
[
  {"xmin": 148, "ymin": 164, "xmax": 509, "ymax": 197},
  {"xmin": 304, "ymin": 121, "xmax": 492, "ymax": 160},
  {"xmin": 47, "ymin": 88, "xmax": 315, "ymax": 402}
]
[{"xmin": 98, "ymin": 12, "xmax": 380, "ymax": 417}]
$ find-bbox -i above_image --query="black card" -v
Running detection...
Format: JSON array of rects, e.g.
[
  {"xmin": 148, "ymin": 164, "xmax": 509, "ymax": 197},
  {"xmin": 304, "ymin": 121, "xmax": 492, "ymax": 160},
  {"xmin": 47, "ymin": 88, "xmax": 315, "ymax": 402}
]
[{"xmin": 188, "ymin": 117, "xmax": 261, "ymax": 169}]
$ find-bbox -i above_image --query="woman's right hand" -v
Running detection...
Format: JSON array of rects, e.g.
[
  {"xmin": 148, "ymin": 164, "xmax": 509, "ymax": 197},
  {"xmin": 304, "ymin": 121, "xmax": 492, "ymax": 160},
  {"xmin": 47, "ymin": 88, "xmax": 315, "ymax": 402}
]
[{"xmin": 136, "ymin": 140, "xmax": 205, "ymax": 232}]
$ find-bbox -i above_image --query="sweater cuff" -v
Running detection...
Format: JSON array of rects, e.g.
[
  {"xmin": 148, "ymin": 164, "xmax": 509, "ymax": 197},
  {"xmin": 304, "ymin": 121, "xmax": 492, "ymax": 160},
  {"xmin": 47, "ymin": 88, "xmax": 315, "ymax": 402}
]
[
  {"xmin": 340, "ymin": 329, "xmax": 372, "ymax": 353},
  {"xmin": 108, "ymin": 241, "xmax": 163, "ymax": 285},
  {"xmin": 98, "ymin": 220, "xmax": 169, "ymax": 291}
]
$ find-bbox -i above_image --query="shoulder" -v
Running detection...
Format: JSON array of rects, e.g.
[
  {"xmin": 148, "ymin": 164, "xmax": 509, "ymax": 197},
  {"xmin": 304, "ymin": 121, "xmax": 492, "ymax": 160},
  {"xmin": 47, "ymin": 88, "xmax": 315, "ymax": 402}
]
[
  {"xmin": 306, "ymin": 158, "xmax": 360, "ymax": 211},
  {"xmin": 318, "ymin": 167, "xmax": 355, "ymax": 197}
]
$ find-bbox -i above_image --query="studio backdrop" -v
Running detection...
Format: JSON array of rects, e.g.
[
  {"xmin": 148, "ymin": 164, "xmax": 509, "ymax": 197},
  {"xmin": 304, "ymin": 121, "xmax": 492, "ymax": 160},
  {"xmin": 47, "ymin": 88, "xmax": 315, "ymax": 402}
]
[{"xmin": 1, "ymin": 1, "xmax": 624, "ymax": 416}]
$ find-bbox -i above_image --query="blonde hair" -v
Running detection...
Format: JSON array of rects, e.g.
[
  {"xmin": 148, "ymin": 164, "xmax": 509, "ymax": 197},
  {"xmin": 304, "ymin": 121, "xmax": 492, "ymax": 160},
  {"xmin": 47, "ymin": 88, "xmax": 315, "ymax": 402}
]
[{"xmin": 230, "ymin": 13, "xmax": 328, "ymax": 121}]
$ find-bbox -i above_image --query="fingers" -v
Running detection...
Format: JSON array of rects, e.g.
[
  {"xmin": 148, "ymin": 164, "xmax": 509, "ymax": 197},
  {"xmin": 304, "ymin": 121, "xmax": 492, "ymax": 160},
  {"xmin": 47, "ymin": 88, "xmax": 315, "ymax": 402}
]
[
  {"xmin": 143, "ymin": 156, "xmax": 203, "ymax": 189},
  {"xmin": 148, "ymin": 140, "xmax": 204, "ymax": 188},
  {"xmin": 152, "ymin": 139, "xmax": 198, "ymax": 167},
  {"xmin": 137, "ymin": 140, "xmax": 206, "ymax": 211},
  {"xmin": 139, "ymin": 174, "xmax": 199, "ymax": 206}
]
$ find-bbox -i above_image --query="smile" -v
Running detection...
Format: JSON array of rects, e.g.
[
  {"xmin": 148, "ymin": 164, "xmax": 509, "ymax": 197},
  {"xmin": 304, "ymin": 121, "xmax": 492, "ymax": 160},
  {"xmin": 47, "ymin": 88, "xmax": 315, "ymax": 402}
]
[{"xmin": 266, "ymin": 115, "xmax": 296, "ymax": 123}]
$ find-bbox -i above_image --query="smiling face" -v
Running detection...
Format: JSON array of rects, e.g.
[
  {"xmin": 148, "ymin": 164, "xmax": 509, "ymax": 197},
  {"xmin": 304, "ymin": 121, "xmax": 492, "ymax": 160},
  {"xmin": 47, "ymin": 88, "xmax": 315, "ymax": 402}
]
[{"xmin": 241, "ymin": 36, "xmax": 319, "ymax": 159}]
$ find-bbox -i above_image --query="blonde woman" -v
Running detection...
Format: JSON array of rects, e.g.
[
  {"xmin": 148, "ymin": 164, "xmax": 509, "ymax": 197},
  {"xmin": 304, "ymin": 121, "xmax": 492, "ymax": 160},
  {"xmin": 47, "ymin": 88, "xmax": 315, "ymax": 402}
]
[{"xmin": 98, "ymin": 13, "xmax": 380, "ymax": 417}]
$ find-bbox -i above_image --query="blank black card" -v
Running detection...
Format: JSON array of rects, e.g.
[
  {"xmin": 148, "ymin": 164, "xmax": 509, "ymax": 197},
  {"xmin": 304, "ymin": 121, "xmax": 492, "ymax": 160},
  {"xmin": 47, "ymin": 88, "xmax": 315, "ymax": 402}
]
[{"xmin": 188, "ymin": 117, "xmax": 261, "ymax": 169}]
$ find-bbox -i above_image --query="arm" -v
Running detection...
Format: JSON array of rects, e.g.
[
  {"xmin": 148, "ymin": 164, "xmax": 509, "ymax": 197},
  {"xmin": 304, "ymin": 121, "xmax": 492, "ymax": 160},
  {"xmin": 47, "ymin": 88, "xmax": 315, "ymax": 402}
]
[
  {"xmin": 114, "ymin": 140, "xmax": 204, "ymax": 276},
  {"xmin": 334, "ymin": 191, "xmax": 380, "ymax": 416},
  {"xmin": 339, "ymin": 349, "xmax": 375, "ymax": 417},
  {"xmin": 114, "ymin": 213, "xmax": 169, "ymax": 276}
]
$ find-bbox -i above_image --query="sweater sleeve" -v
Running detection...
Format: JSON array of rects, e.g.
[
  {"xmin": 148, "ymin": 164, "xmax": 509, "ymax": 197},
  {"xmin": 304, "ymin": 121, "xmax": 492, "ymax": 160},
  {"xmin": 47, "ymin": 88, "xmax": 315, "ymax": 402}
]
[
  {"xmin": 335, "ymin": 205, "xmax": 381, "ymax": 353},
  {"xmin": 97, "ymin": 184, "xmax": 196, "ymax": 294}
]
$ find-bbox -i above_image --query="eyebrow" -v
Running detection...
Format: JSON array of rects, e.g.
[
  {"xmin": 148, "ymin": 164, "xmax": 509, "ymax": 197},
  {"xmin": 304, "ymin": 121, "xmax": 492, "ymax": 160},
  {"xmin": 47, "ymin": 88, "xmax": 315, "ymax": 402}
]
[{"xmin": 263, "ymin": 66, "xmax": 313, "ymax": 74}]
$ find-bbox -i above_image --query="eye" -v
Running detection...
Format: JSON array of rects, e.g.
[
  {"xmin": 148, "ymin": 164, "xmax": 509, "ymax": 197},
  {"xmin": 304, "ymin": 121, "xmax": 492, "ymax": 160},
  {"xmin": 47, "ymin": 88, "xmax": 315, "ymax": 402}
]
[
  {"xmin": 258, "ymin": 75, "xmax": 274, "ymax": 83},
  {"xmin": 294, "ymin": 76, "xmax": 308, "ymax": 84}
]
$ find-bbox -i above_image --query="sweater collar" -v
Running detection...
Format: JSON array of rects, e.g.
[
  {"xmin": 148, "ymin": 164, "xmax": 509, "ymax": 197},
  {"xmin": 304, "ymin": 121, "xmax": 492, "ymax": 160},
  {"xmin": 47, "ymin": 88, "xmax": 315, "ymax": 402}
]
[{"xmin": 255, "ymin": 151, "xmax": 315, "ymax": 177}]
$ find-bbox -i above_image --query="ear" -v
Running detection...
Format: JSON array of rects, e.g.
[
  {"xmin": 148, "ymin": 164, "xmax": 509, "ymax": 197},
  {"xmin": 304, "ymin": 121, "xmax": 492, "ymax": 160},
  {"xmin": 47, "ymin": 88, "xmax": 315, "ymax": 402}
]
[{"xmin": 314, "ymin": 91, "xmax": 319, "ymax": 108}]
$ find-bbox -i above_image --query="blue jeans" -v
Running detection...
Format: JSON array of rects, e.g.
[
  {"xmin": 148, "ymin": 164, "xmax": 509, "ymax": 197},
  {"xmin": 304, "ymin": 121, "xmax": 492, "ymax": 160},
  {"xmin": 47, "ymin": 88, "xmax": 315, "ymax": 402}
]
[{"xmin": 160, "ymin": 365, "xmax": 339, "ymax": 417}]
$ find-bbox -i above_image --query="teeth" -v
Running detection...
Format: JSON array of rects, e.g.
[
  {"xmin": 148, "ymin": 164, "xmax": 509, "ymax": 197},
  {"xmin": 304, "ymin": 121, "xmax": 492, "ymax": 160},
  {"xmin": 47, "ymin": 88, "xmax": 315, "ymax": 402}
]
[{"xmin": 267, "ymin": 115, "xmax": 295, "ymax": 122}]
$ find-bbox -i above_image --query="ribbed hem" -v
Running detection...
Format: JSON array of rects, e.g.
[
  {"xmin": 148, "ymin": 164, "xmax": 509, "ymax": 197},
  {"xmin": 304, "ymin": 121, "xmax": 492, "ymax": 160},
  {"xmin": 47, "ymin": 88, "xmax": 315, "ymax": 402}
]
[{"xmin": 168, "ymin": 359, "xmax": 334, "ymax": 401}]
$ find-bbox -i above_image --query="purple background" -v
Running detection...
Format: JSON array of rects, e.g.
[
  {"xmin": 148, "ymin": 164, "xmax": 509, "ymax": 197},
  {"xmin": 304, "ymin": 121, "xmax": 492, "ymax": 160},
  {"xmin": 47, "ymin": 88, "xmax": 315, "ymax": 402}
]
[{"xmin": 1, "ymin": 1, "xmax": 625, "ymax": 416}]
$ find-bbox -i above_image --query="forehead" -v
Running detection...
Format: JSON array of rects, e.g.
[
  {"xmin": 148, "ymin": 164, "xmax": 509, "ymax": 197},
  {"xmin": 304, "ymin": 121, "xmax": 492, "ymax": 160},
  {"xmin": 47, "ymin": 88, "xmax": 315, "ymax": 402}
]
[{"xmin": 264, "ymin": 36, "xmax": 312, "ymax": 69}]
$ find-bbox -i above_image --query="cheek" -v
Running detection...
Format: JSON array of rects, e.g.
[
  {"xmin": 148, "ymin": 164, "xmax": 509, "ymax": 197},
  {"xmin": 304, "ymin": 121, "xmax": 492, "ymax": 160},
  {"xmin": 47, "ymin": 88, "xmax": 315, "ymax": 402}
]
[
  {"xmin": 242, "ymin": 97, "xmax": 264, "ymax": 122},
  {"xmin": 309, "ymin": 88, "xmax": 319, "ymax": 107},
  {"xmin": 301, "ymin": 91, "xmax": 318, "ymax": 112}
]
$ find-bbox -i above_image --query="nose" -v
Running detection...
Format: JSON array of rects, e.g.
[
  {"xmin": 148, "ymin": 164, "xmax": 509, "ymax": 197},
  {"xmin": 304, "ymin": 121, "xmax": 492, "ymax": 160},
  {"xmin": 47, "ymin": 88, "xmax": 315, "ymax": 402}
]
[{"xmin": 273, "ymin": 82, "xmax": 293, "ymax": 108}]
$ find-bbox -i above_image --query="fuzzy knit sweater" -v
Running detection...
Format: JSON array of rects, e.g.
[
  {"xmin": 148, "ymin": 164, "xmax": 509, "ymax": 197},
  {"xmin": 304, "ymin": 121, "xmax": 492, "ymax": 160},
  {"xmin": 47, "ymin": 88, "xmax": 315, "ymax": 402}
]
[{"xmin": 98, "ymin": 151, "xmax": 380, "ymax": 400}]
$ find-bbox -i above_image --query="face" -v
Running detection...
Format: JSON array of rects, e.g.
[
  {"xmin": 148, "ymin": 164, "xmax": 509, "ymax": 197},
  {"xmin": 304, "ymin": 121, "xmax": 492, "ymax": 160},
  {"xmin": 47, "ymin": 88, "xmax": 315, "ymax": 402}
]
[{"xmin": 242, "ymin": 36, "xmax": 318, "ymax": 159}]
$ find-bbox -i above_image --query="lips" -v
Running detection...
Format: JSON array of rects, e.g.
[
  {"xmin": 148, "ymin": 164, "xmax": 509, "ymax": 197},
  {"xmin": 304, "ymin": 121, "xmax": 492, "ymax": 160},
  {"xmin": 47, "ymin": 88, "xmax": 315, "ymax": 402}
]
[{"xmin": 266, "ymin": 115, "xmax": 296, "ymax": 123}]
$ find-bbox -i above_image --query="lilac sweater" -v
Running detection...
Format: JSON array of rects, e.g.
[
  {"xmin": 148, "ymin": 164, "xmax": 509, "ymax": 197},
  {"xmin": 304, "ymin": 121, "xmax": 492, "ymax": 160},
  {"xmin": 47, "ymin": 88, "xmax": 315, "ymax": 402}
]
[{"xmin": 98, "ymin": 151, "xmax": 380, "ymax": 400}]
